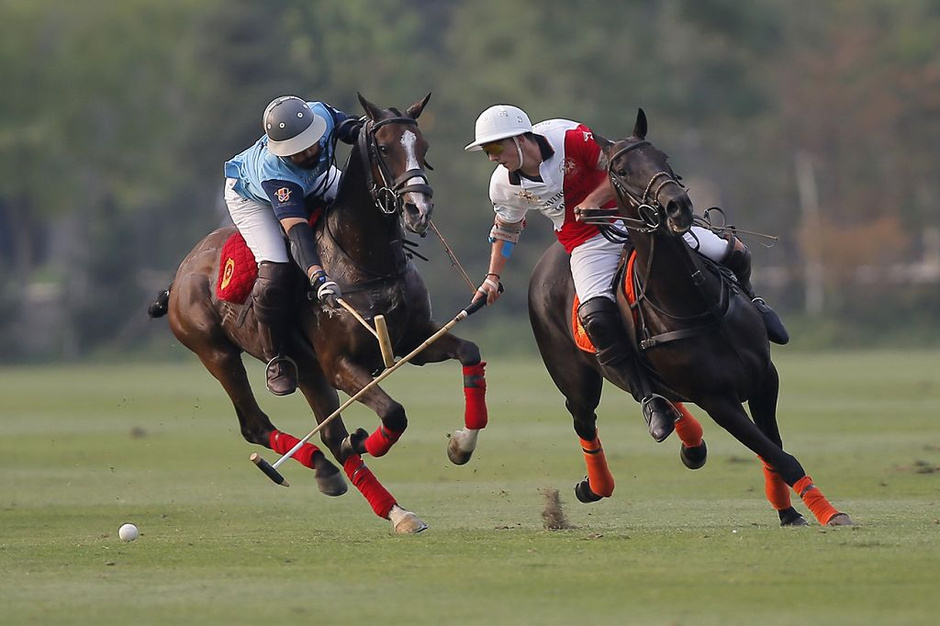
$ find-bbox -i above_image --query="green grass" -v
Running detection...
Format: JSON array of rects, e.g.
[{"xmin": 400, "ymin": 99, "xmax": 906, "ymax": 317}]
[{"xmin": 2, "ymin": 351, "xmax": 939, "ymax": 625}]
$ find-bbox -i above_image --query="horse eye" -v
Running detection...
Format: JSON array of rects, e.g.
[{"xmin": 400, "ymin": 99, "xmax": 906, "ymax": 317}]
[{"xmin": 378, "ymin": 145, "xmax": 389, "ymax": 155}]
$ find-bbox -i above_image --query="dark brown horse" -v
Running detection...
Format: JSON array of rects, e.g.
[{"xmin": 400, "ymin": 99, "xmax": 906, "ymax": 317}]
[
  {"xmin": 149, "ymin": 94, "xmax": 488, "ymax": 533},
  {"xmin": 528, "ymin": 109, "xmax": 851, "ymax": 527}
]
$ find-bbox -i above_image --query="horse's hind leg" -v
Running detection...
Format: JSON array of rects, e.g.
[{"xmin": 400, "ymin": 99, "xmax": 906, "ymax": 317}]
[
  {"xmin": 536, "ymin": 346, "xmax": 613, "ymax": 502},
  {"xmin": 193, "ymin": 341, "xmax": 343, "ymax": 494},
  {"xmin": 747, "ymin": 364, "xmax": 851, "ymax": 526}
]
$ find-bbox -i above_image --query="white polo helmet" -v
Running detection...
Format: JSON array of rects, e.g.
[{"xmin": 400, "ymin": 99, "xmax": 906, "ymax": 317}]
[
  {"xmin": 263, "ymin": 96, "xmax": 328, "ymax": 157},
  {"xmin": 464, "ymin": 104, "xmax": 533, "ymax": 151}
]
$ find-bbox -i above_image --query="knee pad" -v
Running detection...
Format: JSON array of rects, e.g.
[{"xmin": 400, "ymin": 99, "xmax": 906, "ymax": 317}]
[
  {"xmin": 577, "ymin": 297, "xmax": 624, "ymax": 354},
  {"xmin": 252, "ymin": 262, "xmax": 294, "ymax": 323}
]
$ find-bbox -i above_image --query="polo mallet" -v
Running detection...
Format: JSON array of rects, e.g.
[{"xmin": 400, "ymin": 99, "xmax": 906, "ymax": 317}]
[
  {"xmin": 335, "ymin": 297, "xmax": 395, "ymax": 369},
  {"xmin": 250, "ymin": 295, "xmax": 491, "ymax": 486}
]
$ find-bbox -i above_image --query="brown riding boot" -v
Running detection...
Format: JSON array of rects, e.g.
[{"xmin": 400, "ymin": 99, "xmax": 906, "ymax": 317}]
[
  {"xmin": 253, "ymin": 262, "xmax": 298, "ymax": 396},
  {"xmin": 578, "ymin": 296, "xmax": 678, "ymax": 443}
]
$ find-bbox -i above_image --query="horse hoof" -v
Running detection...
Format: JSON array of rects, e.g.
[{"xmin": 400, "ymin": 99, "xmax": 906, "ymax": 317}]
[
  {"xmin": 778, "ymin": 507, "xmax": 809, "ymax": 527},
  {"xmin": 447, "ymin": 428, "xmax": 479, "ymax": 465},
  {"xmin": 826, "ymin": 513, "xmax": 853, "ymax": 526},
  {"xmin": 389, "ymin": 505, "xmax": 428, "ymax": 534},
  {"xmin": 340, "ymin": 428, "xmax": 369, "ymax": 459},
  {"xmin": 574, "ymin": 478, "xmax": 603, "ymax": 503},
  {"xmin": 315, "ymin": 469, "xmax": 348, "ymax": 497},
  {"xmin": 680, "ymin": 440, "xmax": 707, "ymax": 470}
]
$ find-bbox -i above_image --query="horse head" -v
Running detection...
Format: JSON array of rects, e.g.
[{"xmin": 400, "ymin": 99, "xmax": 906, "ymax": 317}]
[
  {"xmin": 599, "ymin": 109, "xmax": 693, "ymax": 237},
  {"xmin": 357, "ymin": 92, "xmax": 434, "ymax": 235}
]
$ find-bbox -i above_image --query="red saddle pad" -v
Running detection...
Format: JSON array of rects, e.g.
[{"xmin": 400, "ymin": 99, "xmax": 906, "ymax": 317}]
[{"xmin": 216, "ymin": 232, "xmax": 258, "ymax": 304}]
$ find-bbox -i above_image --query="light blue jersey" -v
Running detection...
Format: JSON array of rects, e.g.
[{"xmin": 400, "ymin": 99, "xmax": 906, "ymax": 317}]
[{"xmin": 224, "ymin": 101, "xmax": 348, "ymax": 219}]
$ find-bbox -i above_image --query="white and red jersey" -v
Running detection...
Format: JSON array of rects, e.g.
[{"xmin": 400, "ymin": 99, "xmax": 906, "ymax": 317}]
[{"xmin": 488, "ymin": 119, "xmax": 615, "ymax": 253}]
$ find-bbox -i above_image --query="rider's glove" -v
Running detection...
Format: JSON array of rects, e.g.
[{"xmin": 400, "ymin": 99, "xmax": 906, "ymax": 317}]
[{"xmin": 310, "ymin": 270, "xmax": 341, "ymax": 307}]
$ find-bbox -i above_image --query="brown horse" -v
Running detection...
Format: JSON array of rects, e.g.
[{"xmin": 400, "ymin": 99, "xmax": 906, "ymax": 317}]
[
  {"xmin": 528, "ymin": 109, "xmax": 851, "ymax": 527},
  {"xmin": 149, "ymin": 94, "xmax": 488, "ymax": 533}
]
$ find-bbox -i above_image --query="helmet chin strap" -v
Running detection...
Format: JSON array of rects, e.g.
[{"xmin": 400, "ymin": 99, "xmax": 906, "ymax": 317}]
[{"xmin": 512, "ymin": 136, "xmax": 525, "ymax": 171}]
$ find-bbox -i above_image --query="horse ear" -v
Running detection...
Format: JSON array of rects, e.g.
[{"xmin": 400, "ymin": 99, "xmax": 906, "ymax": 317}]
[
  {"xmin": 593, "ymin": 132, "xmax": 613, "ymax": 156},
  {"xmin": 357, "ymin": 92, "xmax": 383, "ymax": 122},
  {"xmin": 406, "ymin": 92, "xmax": 432, "ymax": 120},
  {"xmin": 633, "ymin": 108, "xmax": 648, "ymax": 139}
]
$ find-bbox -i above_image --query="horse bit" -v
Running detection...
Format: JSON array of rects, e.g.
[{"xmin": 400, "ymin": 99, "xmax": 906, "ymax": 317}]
[{"xmin": 358, "ymin": 115, "xmax": 433, "ymax": 215}]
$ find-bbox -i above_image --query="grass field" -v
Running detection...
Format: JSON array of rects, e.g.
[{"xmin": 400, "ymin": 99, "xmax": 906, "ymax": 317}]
[{"xmin": 2, "ymin": 350, "xmax": 939, "ymax": 625}]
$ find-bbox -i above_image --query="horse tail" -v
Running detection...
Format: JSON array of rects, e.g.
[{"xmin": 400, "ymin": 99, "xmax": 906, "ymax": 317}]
[{"xmin": 147, "ymin": 285, "xmax": 171, "ymax": 318}]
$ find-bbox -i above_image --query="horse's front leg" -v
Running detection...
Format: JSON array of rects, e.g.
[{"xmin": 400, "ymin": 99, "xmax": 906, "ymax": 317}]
[
  {"xmin": 699, "ymin": 391, "xmax": 850, "ymax": 527},
  {"xmin": 331, "ymin": 355, "xmax": 410, "ymax": 459},
  {"xmin": 408, "ymin": 330, "xmax": 487, "ymax": 465},
  {"xmin": 311, "ymin": 354, "xmax": 426, "ymax": 533}
]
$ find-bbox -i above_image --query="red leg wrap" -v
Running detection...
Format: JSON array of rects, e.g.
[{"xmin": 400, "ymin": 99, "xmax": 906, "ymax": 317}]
[
  {"xmin": 269, "ymin": 430, "xmax": 319, "ymax": 469},
  {"xmin": 462, "ymin": 361, "xmax": 488, "ymax": 429},
  {"xmin": 793, "ymin": 475, "xmax": 840, "ymax": 525},
  {"xmin": 673, "ymin": 403, "xmax": 703, "ymax": 448},
  {"xmin": 363, "ymin": 425, "xmax": 404, "ymax": 458},
  {"xmin": 579, "ymin": 434, "xmax": 615, "ymax": 497},
  {"xmin": 759, "ymin": 457, "xmax": 792, "ymax": 511},
  {"xmin": 343, "ymin": 454, "xmax": 396, "ymax": 518}
]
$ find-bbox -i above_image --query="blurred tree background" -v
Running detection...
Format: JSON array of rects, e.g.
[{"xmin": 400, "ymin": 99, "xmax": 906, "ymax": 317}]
[{"xmin": 1, "ymin": 0, "xmax": 938, "ymax": 362}]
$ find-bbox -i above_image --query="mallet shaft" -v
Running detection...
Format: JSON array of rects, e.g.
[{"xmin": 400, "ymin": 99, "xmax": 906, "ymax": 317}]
[{"xmin": 270, "ymin": 299, "xmax": 486, "ymax": 469}]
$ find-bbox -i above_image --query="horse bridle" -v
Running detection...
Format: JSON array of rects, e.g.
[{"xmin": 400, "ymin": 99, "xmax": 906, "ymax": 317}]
[
  {"xmin": 358, "ymin": 115, "xmax": 433, "ymax": 215},
  {"xmin": 607, "ymin": 139, "xmax": 685, "ymax": 233}
]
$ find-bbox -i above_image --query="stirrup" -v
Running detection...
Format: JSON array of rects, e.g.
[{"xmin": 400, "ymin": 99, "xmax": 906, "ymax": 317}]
[{"xmin": 265, "ymin": 355, "xmax": 298, "ymax": 396}]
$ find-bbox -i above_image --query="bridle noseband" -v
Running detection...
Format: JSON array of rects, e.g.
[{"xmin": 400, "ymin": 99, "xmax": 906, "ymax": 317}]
[{"xmin": 358, "ymin": 115, "xmax": 433, "ymax": 215}]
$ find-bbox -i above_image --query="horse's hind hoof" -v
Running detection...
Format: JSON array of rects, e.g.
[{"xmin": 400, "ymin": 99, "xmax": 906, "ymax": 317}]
[
  {"xmin": 574, "ymin": 478, "xmax": 604, "ymax": 503},
  {"xmin": 779, "ymin": 507, "xmax": 809, "ymax": 527},
  {"xmin": 340, "ymin": 428, "xmax": 369, "ymax": 459},
  {"xmin": 826, "ymin": 513, "xmax": 853, "ymax": 526},
  {"xmin": 388, "ymin": 505, "xmax": 428, "ymax": 534},
  {"xmin": 680, "ymin": 440, "xmax": 707, "ymax": 470},
  {"xmin": 447, "ymin": 428, "xmax": 479, "ymax": 465}
]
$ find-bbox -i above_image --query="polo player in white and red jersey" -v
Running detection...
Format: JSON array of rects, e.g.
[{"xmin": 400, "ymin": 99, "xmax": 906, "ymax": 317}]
[{"xmin": 465, "ymin": 104, "xmax": 788, "ymax": 444}]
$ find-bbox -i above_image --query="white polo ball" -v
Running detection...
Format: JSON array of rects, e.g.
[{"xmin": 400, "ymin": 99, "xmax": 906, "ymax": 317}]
[{"xmin": 118, "ymin": 523, "xmax": 139, "ymax": 542}]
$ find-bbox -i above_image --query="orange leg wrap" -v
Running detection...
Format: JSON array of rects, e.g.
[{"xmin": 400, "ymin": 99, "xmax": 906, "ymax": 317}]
[
  {"xmin": 579, "ymin": 434, "xmax": 615, "ymax": 497},
  {"xmin": 673, "ymin": 402, "xmax": 703, "ymax": 448},
  {"xmin": 793, "ymin": 476, "xmax": 840, "ymax": 525},
  {"xmin": 759, "ymin": 457, "xmax": 792, "ymax": 511}
]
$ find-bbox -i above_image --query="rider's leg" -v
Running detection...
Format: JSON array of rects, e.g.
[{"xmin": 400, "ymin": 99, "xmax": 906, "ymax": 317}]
[
  {"xmin": 578, "ymin": 296, "xmax": 678, "ymax": 442},
  {"xmin": 687, "ymin": 227, "xmax": 789, "ymax": 345},
  {"xmin": 252, "ymin": 261, "xmax": 298, "ymax": 396},
  {"xmin": 570, "ymin": 233, "xmax": 678, "ymax": 443},
  {"xmin": 721, "ymin": 237, "xmax": 790, "ymax": 345},
  {"xmin": 225, "ymin": 177, "xmax": 302, "ymax": 394}
]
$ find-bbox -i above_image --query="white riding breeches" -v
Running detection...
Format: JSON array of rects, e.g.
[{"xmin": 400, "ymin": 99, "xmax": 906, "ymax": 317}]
[
  {"xmin": 224, "ymin": 177, "xmax": 290, "ymax": 264},
  {"xmin": 684, "ymin": 225, "xmax": 730, "ymax": 262},
  {"xmin": 569, "ymin": 226, "xmax": 730, "ymax": 304},
  {"xmin": 569, "ymin": 232, "xmax": 625, "ymax": 303}
]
